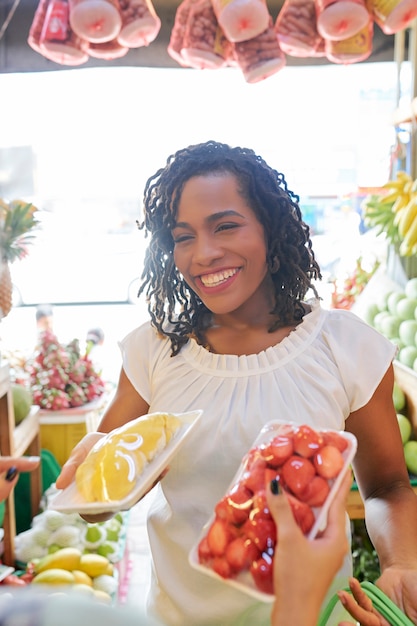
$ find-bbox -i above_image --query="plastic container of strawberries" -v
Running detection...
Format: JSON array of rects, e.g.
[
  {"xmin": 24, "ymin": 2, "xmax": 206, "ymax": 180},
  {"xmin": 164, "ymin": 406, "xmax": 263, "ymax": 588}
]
[{"xmin": 189, "ymin": 420, "xmax": 357, "ymax": 602}]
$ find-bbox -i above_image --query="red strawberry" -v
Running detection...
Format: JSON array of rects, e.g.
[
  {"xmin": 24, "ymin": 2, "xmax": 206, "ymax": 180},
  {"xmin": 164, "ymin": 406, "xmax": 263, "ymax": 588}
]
[
  {"xmin": 298, "ymin": 475, "xmax": 330, "ymax": 507},
  {"xmin": 212, "ymin": 556, "xmax": 233, "ymax": 579},
  {"xmin": 225, "ymin": 536, "xmax": 260, "ymax": 572},
  {"xmin": 286, "ymin": 493, "xmax": 315, "ymax": 534},
  {"xmin": 281, "ymin": 455, "xmax": 316, "ymax": 496},
  {"xmin": 215, "ymin": 484, "xmax": 253, "ymax": 525},
  {"xmin": 250, "ymin": 553, "xmax": 274, "ymax": 594},
  {"xmin": 241, "ymin": 457, "xmax": 268, "ymax": 494},
  {"xmin": 321, "ymin": 431, "xmax": 348, "ymax": 452},
  {"xmin": 197, "ymin": 536, "xmax": 212, "ymax": 563},
  {"xmin": 261, "ymin": 434, "xmax": 294, "ymax": 467},
  {"xmin": 313, "ymin": 445, "xmax": 345, "ymax": 479},
  {"xmin": 251, "ymin": 489, "xmax": 271, "ymax": 520},
  {"xmin": 243, "ymin": 517, "xmax": 276, "ymax": 552},
  {"xmin": 293, "ymin": 424, "xmax": 323, "ymax": 458},
  {"xmin": 207, "ymin": 519, "xmax": 233, "ymax": 556}
]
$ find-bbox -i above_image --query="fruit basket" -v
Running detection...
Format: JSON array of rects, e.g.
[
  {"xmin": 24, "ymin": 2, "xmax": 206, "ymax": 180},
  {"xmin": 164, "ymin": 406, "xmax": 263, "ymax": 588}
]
[{"xmin": 189, "ymin": 420, "xmax": 357, "ymax": 602}]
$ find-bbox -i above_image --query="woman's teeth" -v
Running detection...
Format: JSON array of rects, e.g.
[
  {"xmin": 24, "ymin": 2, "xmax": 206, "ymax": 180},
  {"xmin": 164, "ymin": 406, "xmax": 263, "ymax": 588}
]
[{"xmin": 200, "ymin": 269, "xmax": 237, "ymax": 287}]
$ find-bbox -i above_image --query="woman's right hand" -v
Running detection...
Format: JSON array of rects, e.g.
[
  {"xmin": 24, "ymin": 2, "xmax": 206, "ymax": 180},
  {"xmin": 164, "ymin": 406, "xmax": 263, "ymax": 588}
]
[{"xmin": 55, "ymin": 432, "xmax": 105, "ymax": 490}]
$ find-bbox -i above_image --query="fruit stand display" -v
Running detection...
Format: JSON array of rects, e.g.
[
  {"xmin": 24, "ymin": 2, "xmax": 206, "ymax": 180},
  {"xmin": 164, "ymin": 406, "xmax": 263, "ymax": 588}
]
[
  {"xmin": 347, "ymin": 172, "xmax": 417, "ymax": 515},
  {"xmin": 7, "ymin": 328, "xmax": 108, "ymax": 466},
  {"xmin": 0, "ymin": 505, "xmax": 131, "ymax": 602}
]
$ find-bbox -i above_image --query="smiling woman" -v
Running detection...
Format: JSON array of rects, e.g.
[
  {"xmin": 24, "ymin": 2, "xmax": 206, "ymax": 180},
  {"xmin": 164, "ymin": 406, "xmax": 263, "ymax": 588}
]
[{"xmin": 0, "ymin": 60, "xmax": 399, "ymax": 306}]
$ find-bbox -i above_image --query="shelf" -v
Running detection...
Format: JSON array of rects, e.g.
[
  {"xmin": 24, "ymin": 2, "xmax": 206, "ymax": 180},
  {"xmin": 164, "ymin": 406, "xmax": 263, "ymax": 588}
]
[{"xmin": 0, "ymin": 362, "xmax": 42, "ymax": 565}]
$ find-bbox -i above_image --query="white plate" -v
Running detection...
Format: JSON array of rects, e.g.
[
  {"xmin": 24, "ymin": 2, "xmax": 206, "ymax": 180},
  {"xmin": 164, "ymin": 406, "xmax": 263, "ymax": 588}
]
[
  {"xmin": 50, "ymin": 410, "xmax": 203, "ymax": 515},
  {"xmin": 189, "ymin": 420, "xmax": 357, "ymax": 603}
]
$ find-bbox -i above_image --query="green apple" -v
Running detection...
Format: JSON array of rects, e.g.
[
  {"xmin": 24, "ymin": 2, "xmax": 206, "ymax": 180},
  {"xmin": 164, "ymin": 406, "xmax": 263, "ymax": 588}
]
[
  {"xmin": 397, "ymin": 413, "xmax": 412, "ymax": 444},
  {"xmin": 398, "ymin": 345, "xmax": 417, "ymax": 369},
  {"xmin": 399, "ymin": 319, "xmax": 417, "ymax": 346},
  {"xmin": 393, "ymin": 381, "xmax": 406, "ymax": 412},
  {"xmin": 404, "ymin": 440, "xmax": 417, "ymax": 475},
  {"xmin": 405, "ymin": 277, "xmax": 417, "ymax": 300},
  {"xmin": 397, "ymin": 297, "xmax": 417, "ymax": 321},
  {"xmin": 387, "ymin": 291, "xmax": 406, "ymax": 315}
]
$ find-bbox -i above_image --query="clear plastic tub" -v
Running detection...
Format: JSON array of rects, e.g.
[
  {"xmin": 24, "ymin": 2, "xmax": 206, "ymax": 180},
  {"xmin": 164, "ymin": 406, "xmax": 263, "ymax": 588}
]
[{"xmin": 189, "ymin": 420, "xmax": 357, "ymax": 602}]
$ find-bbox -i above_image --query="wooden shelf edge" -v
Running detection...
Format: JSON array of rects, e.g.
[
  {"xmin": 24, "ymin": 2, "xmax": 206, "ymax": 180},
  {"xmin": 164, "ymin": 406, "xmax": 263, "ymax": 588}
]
[{"xmin": 13, "ymin": 406, "xmax": 40, "ymax": 457}]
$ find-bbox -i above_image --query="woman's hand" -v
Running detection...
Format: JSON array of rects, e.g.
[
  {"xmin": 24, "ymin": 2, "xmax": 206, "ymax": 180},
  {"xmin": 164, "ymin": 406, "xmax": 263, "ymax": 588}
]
[
  {"xmin": 0, "ymin": 456, "xmax": 40, "ymax": 501},
  {"xmin": 55, "ymin": 432, "xmax": 104, "ymax": 490},
  {"xmin": 266, "ymin": 470, "xmax": 352, "ymax": 626},
  {"xmin": 374, "ymin": 567, "xmax": 417, "ymax": 624},
  {"xmin": 338, "ymin": 577, "xmax": 388, "ymax": 626}
]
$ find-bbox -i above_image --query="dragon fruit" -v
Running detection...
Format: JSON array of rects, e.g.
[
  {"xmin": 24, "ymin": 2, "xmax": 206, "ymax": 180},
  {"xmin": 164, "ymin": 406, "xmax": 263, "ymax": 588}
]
[{"xmin": 27, "ymin": 330, "xmax": 105, "ymax": 410}]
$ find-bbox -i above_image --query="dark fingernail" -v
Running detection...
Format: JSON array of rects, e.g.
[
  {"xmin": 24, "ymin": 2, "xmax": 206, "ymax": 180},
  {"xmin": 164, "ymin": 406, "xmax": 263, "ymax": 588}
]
[
  {"xmin": 270, "ymin": 477, "xmax": 280, "ymax": 495},
  {"xmin": 5, "ymin": 467, "xmax": 18, "ymax": 482}
]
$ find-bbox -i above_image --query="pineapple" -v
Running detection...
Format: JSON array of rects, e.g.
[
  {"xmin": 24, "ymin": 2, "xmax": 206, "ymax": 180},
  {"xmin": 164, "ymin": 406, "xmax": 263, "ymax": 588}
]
[{"xmin": 0, "ymin": 198, "xmax": 40, "ymax": 318}]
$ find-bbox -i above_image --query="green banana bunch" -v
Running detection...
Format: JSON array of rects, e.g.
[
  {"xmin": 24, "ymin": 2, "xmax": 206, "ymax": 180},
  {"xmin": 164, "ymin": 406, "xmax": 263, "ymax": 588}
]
[
  {"xmin": 361, "ymin": 194, "xmax": 400, "ymax": 245},
  {"xmin": 397, "ymin": 196, "xmax": 417, "ymax": 238},
  {"xmin": 379, "ymin": 171, "xmax": 413, "ymax": 210},
  {"xmin": 362, "ymin": 173, "xmax": 417, "ymax": 254}
]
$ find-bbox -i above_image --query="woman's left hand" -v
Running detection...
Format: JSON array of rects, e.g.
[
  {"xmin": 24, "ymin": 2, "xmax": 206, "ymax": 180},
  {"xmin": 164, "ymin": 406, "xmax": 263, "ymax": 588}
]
[
  {"xmin": 375, "ymin": 566, "xmax": 417, "ymax": 624},
  {"xmin": 338, "ymin": 577, "xmax": 388, "ymax": 626}
]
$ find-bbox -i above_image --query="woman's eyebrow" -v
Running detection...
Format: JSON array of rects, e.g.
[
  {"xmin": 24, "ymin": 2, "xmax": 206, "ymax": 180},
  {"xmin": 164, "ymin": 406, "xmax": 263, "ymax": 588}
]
[{"xmin": 173, "ymin": 210, "xmax": 244, "ymax": 229}]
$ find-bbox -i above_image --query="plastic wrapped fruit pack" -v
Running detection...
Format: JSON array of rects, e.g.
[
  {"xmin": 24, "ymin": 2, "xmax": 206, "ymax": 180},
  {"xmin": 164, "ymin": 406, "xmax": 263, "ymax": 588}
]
[
  {"xmin": 189, "ymin": 421, "xmax": 357, "ymax": 601},
  {"xmin": 51, "ymin": 410, "xmax": 203, "ymax": 515}
]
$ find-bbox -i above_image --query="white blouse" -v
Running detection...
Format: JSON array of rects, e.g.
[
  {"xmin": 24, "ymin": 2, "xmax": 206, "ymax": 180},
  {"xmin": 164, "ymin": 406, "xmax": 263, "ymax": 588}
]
[{"xmin": 119, "ymin": 300, "xmax": 396, "ymax": 626}]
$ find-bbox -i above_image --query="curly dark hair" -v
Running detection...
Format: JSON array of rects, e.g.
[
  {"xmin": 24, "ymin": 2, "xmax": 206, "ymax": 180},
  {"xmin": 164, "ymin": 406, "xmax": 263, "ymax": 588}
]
[{"xmin": 137, "ymin": 140, "xmax": 321, "ymax": 356}]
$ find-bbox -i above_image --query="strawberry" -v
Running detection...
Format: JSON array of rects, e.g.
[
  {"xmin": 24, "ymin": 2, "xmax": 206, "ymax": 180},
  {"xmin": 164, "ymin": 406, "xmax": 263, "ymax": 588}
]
[
  {"xmin": 225, "ymin": 536, "xmax": 260, "ymax": 572},
  {"xmin": 243, "ymin": 517, "xmax": 276, "ymax": 552},
  {"xmin": 212, "ymin": 556, "xmax": 233, "ymax": 579},
  {"xmin": 251, "ymin": 489, "xmax": 271, "ymax": 520},
  {"xmin": 215, "ymin": 483, "xmax": 253, "ymax": 526},
  {"xmin": 293, "ymin": 424, "xmax": 323, "ymax": 458},
  {"xmin": 260, "ymin": 433, "xmax": 294, "ymax": 467},
  {"xmin": 281, "ymin": 455, "xmax": 316, "ymax": 496},
  {"xmin": 286, "ymin": 492, "xmax": 315, "ymax": 534},
  {"xmin": 298, "ymin": 475, "xmax": 330, "ymax": 507},
  {"xmin": 250, "ymin": 553, "xmax": 274, "ymax": 594},
  {"xmin": 321, "ymin": 430, "xmax": 348, "ymax": 452},
  {"xmin": 313, "ymin": 445, "xmax": 345, "ymax": 479},
  {"xmin": 197, "ymin": 536, "xmax": 213, "ymax": 563},
  {"xmin": 241, "ymin": 457, "xmax": 268, "ymax": 494},
  {"xmin": 207, "ymin": 518, "xmax": 234, "ymax": 556}
]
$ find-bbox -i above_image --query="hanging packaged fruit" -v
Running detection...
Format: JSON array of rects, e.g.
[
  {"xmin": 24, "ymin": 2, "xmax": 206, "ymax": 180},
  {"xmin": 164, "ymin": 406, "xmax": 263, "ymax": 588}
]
[
  {"xmin": 315, "ymin": 0, "xmax": 370, "ymax": 40},
  {"xmin": 28, "ymin": 0, "xmax": 89, "ymax": 65},
  {"xmin": 68, "ymin": 0, "xmax": 122, "ymax": 43},
  {"xmin": 117, "ymin": 0, "xmax": 161, "ymax": 48},
  {"xmin": 275, "ymin": 0, "xmax": 323, "ymax": 58},
  {"xmin": 366, "ymin": 0, "xmax": 417, "ymax": 34}
]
